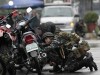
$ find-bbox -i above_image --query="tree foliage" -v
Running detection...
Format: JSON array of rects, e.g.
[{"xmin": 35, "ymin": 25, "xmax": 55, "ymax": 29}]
[{"xmin": 84, "ymin": 11, "xmax": 99, "ymax": 24}]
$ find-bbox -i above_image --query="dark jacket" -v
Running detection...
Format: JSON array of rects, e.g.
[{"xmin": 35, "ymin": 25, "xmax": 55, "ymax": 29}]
[{"xmin": 74, "ymin": 22, "xmax": 86, "ymax": 37}]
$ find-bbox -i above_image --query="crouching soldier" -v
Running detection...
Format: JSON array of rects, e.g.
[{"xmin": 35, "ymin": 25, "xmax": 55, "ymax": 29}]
[
  {"xmin": 69, "ymin": 40, "xmax": 98, "ymax": 72},
  {"xmin": 38, "ymin": 32, "xmax": 62, "ymax": 73}
]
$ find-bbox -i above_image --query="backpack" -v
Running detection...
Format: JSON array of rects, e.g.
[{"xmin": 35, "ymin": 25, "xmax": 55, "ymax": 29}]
[{"xmin": 73, "ymin": 40, "xmax": 90, "ymax": 58}]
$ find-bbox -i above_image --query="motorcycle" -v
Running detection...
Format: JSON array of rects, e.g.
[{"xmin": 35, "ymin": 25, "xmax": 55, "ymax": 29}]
[
  {"xmin": 0, "ymin": 57, "xmax": 6, "ymax": 75},
  {"xmin": 12, "ymin": 19, "xmax": 41, "ymax": 75},
  {"xmin": 0, "ymin": 11, "xmax": 17, "ymax": 75}
]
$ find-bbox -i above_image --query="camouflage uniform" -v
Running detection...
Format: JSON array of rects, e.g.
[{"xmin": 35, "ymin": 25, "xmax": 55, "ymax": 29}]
[
  {"xmin": 73, "ymin": 40, "xmax": 90, "ymax": 58},
  {"xmin": 58, "ymin": 32, "xmax": 80, "ymax": 49},
  {"xmin": 57, "ymin": 31, "xmax": 90, "ymax": 57},
  {"xmin": 56, "ymin": 32, "xmax": 81, "ymax": 67},
  {"xmin": 40, "ymin": 32, "xmax": 62, "ymax": 73}
]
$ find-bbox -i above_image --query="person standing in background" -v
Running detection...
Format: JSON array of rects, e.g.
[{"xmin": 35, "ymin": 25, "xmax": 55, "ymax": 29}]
[{"xmin": 73, "ymin": 19, "xmax": 87, "ymax": 38}]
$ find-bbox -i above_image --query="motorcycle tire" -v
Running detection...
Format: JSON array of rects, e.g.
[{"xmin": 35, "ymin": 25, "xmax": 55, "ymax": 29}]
[
  {"xmin": 25, "ymin": 57, "xmax": 42, "ymax": 75},
  {"xmin": 7, "ymin": 63, "xmax": 16, "ymax": 75},
  {"xmin": 0, "ymin": 58, "xmax": 6, "ymax": 75},
  {"xmin": 33, "ymin": 57, "xmax": 42, "ymax": 75}
]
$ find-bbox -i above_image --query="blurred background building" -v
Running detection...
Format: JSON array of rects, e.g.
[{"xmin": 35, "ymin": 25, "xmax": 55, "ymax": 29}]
[
  {"xmin": 43, "ymin": 0, "xmax": 79, "ymax": 4},
  {"xmin": 0, "ymin": 0, "xmax": 100, "ymax": 17},
  {"xmin": 0, "ymin": 0, "xmax": 10, "ymax": 4},
  {"xmin": 0, "ymin": 0, "xmax": 10, "ymax": 15}
]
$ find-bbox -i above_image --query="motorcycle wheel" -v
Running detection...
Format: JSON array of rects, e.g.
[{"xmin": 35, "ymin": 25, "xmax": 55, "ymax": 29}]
[
  {"xmin": 33, "ymin": 57, "xmax": 42, "ymax": 75},
  {"xmin": 0, "ymin": 58, "xmax": 6, "ymax": 75},
  {"xmin": 7, "ymin": 63, "xmax": 16, "ymax": 75},
  {"xmin": 25, "ymin": 57, "xmax": 42, "ymax": 75}
]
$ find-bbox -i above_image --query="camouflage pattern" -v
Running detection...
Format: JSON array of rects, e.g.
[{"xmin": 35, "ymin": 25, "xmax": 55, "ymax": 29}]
[
  {"xmin": 0, "ymin": 46, "xmax": 11, "ymax": 64},
  {"xmin": 69, "ymin": 33, "xmax": 80, "ymax": 44},
  {"xmin": 73, "ymin": 48, "xmax": 82, "ymax": 58},
  {"xmin": 57, "ymin": 31, "xmax": 90, "ymax": 58},
  {"xmin": 79, "ymin": 40, "xmax": 90, "ymax": 51},
  {"xmin": 58, "ymin": 32, "xmax": 80, "ymax": 46},
  {"xmin": 73, "ymin": 40, "xmax": 90, "ymax": 58}
]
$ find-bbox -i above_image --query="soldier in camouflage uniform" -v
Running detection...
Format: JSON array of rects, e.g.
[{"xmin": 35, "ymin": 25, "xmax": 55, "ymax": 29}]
[
  {"xmin": 39, "ymin": 32, "xmax": 62, "ymax": 73},
  {"xmin": 57, "ymin": 31, "xmax": 80, "ymax": 49},
  {"xmin": 54, "ymin": 31, "xmax": 80, "ymax": 70},
  {"xmin": 52, "ymin": 30, "xmax": 97, "ymax": 72}
]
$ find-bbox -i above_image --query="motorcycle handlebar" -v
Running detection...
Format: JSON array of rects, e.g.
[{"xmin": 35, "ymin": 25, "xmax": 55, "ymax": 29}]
[{"xmin": 24, "ymin": 16, "xmax": 35, "ymax": 27}]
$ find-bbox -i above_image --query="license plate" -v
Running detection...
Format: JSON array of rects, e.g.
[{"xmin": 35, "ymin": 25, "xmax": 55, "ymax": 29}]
[{"xmin": 26, "ymin": 43, "xmax": 38, "ymax": 52}]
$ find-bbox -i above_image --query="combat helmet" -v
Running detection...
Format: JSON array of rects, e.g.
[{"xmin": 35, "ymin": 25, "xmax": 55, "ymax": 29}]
[
  {"xmin": 58, "ymin": 31, "xmax": 69, "ymax": 39},
  {"xmin": 42, "ymin": 32, "xmax": 54, "ymax": 40}
]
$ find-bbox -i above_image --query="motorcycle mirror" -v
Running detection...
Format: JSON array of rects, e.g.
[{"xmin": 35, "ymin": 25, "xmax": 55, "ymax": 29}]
[
  {"xmin": 26, "ymin": 7, "xmax": 32, "ymax": 13},
  {"xmin": 6, "ymin": 24, "xmax": 11, "ymax": 28}
]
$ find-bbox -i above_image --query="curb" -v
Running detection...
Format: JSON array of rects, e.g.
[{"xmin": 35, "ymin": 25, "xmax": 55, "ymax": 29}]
[{"xmin": 85, "ymin": 40, "xmax": 100, "ymax": 48}]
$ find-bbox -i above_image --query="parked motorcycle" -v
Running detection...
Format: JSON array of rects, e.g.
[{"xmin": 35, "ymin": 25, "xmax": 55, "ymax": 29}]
[
  {"xmin": 0, "ymin": 57, "xmax": 6, "ymax": 75},
  {"xmin": 0, "ymin": 11, "xmax": 17, "ymax": 75},
  {"xmin": 12, "ymin": 19, "xmax": 41, "ymax": 75}
]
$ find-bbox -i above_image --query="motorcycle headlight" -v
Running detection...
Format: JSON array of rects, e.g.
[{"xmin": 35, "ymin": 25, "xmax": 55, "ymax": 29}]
[
  {"xmin": 30, "ymin": 50, "xmax": 38, "ymax": 57},
  {"xmin": 70, "ymin": 22, "xmax": 74, "ymax": 27}
]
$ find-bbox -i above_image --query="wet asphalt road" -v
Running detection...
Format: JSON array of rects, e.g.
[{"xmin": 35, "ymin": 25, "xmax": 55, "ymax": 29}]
[{"xmin": 15, "ymin": 47, "xmax": 100, "ymax": 75}]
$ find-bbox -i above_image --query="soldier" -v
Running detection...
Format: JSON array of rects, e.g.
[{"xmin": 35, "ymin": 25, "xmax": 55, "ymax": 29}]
[
  {"xmin": 42, "ymin": 32, "xmax": 54, "ymax": 46},
  {"xmin": 36, "ymin": 22, "xmax": 56, "ymax": 43},
  {"xmin": 39, "ymin": 32, "xmax": 62, "ymax": 73},
  {"xmin": 73, "ymin": 19, "xmax": 87, "ymax": 38}
]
